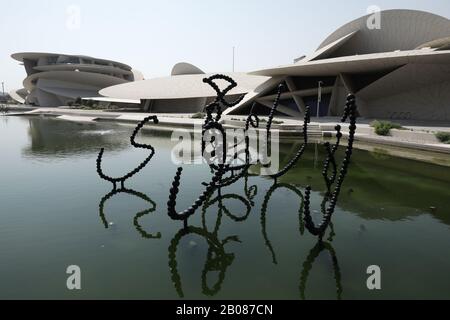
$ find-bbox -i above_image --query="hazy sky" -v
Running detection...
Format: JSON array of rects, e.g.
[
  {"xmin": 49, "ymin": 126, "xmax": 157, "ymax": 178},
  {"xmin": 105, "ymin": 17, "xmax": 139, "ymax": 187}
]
[{"xmin": 1, "ymin": 0, "xmax": 449, "ymax": 92}]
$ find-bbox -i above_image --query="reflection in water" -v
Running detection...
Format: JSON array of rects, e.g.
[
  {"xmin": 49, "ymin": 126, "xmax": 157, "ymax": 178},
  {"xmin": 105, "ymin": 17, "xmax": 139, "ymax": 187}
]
[
  {"xmin": 244, "ymin": 174, "xmax": 258, "ymax": 207},
  {"xmin": 299, "ymin": 240, "xmax": 342, "ymax": 300},
  {"xmin": 277, "ymin": 141, "xmax": 450, "ymax": 226},
  {"xmin": 166, "ymin": 175, "xmax": 344, "ymax": 298},
  {"xmin": 168, "ymin": 185, "xmax": 256, "ymax": 297},
  {"xmin": 99, "ymin": 188, "xmax": 161, "ymax": 239},
  {"xmin": 89, "ymin": 82, "xmax": 356, "ymax": 298},
  {"xmin": 3, "ymin": 109, "xmax": 450, "ymax": 299},
  {"xmin": 23, "ymin": 117, "xmax": 129, "ymax": 158},
  {"xmin": 168, "ymin": 225, "xmax": 238, "ymax": 298},
  {"xmin": 204, "ymin": 193, "xmax": 252, "ymax": 223},
  {"xmin": 91, "ymin": 77, "xmax": 356, "ymax": 298},
  {"xmin": 261, "ymin": 183, "xmax": 305, "ymax": 265}
]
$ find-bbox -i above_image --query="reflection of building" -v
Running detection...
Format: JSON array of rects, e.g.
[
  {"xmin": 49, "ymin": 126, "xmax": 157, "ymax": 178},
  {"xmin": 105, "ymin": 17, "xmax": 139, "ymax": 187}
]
[
  {"xmin": 24, "ymin": 117, "xmax": 130, "ymax": 157},
  {"xmin": 102, "ymin": 9, "xmax": 450, "ymax": 121},
  {"xmin": 23, "ymin": 117, "xmax": 182, "ymax": 159},
  {"xmin": 11, "ymin": 52, "xmax": 143, "ymax": 107},
  {"xmin": 273, "ymin": 140, "xmax": 450, "ymax": 226}
]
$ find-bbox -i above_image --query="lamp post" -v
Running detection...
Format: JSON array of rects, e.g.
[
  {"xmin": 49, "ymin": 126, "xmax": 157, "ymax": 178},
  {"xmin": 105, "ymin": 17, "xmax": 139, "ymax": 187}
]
[
  {"xmin": 232, "ymin": 46, "xmax": 235, "ymax": 72},
  {"xmin": 317, "ymin": 81, "xmax": 323, "ymax": 119},
  {"xmin": 1, "ymin": 82, "xmax": 4, "ymax": 96}
]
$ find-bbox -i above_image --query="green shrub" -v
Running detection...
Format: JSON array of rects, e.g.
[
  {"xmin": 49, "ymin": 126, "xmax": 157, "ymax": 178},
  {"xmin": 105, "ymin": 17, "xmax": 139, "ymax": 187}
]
[
  {"xmin": 191, "ymin": 112, "xmax": 206, "ymax": 119},
  {"xmin": 370, "ymin": 120, "xmax": 403, "ymax": 136},
  {"xmin": 435, "ymin": 132, "xmax": 450, "ymax": 144},
  {"xmin": 370, "ymin": 148, "xmax": 391, "ymax": 161}
]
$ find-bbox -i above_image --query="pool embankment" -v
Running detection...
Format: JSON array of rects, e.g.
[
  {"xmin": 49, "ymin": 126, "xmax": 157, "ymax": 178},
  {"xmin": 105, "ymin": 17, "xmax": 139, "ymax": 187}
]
[{"xmin": 3, "ymin": 106, "xmax": 450, "ymax": 154}]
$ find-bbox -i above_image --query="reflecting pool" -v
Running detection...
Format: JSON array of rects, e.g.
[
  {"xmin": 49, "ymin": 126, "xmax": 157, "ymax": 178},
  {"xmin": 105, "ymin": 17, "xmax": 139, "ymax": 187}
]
[{"xmin": 0, "ymin": 116, "xmax": 449, "ymax": 299}]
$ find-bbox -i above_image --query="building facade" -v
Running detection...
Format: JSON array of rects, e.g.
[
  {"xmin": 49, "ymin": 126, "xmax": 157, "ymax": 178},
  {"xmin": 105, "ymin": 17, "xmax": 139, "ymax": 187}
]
[
  {"xmin": 100, "ymin": 62, "xmax": 269, "ymax": 114},
  {"xmin": 103, "ymin": 9, "xmax": 450, "ymax": 121},
  {"xmin": 225, "ymin": 9, "xmax": 450, "ymax": 121},
  {"xmin": 17, "ymin": 10, "xmax": 450, "ymax": 121},
  {"xmin": 11, "ymin": 52, "xmax": 143, "ymax": 107}
]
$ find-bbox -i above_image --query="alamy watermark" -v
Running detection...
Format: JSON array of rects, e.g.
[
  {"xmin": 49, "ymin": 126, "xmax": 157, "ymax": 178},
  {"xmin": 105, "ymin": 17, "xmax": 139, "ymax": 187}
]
[
  {"xmin": 366, "ymin": 5, "xmax": 381, "ymax": 30},
  {"xmin": 170, "ymin": 125, "xmax": 280, "ymax": 175},
  {"xmin": 66, "ymin": 265, "xmax": 81, "ymax": 290},
  {"xmin": 366, "ymin": 265, "xmax": 381, "ymax": 290}
]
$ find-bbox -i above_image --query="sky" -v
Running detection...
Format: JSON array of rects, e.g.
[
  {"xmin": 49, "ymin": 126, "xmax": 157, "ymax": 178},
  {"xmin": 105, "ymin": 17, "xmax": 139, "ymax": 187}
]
[{"xmin": 1, "ymin": 0, "xmax": 449, "ymax": 92}]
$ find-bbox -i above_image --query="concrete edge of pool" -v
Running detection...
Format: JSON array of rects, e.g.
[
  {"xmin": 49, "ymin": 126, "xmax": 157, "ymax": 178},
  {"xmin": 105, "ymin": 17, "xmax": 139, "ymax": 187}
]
[{"xmin": 2, "ymin": 105, "xmax": 450, "ymax": 159}]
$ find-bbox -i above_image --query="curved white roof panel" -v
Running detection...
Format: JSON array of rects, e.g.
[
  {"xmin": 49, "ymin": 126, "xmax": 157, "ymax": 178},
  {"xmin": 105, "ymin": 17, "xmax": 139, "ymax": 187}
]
[
  {"xmin": 33, "ymin": 64, "xmax": 133, "ymax": 76},
  {"xmin": 171, "ymin": 62, "xmax": 205, "ymax": 76},
  {"xmin": 250, "ymin": 49, "xmax": 450, "ymax": 77},
  {"xmin": 317, "ymin": 9, "xmax": 450, "ymax": 56},
  {"xmin": 250, "ymin": 10, "xmax": 450, "ymax": 78},
  {"xmin": 132, "ymin": 69, "xmax": 145, "ymax": 81},
  {"xmin": 9, "ymin": 89, "xmax": 27, "ymax": 104},
  {"xmin": 100, "ymin": 73, "xmax": 270, "ymax": 100},
  {"xmin": 23, "ymin": 70, "xmax": 128, "ymax": 90},
  {"xmin": 11, "ymin": 52, "xmax": 132, "ymax": 71},
  {"xmin": 303, "ymin": 31, "xmax": 358, "ymax": 62}
]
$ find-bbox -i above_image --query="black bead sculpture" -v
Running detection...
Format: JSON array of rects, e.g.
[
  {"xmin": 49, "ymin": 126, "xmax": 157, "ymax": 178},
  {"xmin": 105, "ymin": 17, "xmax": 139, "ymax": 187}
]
[
  {"xmin": 210, "ymin": 105, "xmax": 259, "ymax": 189},
  {"xmin": 94, "ymin": 74, "xmax": 358, "ymax": 243},
  {"xmin": 91, "ymin": 74, "xmax": 359, "ymax": 298},
  {"xmin": 244, "ymin": 174, "xmax": 258, "ymax": 207},
  {"xmin": 96, "ymin": 116, "xmax": 159, "ymax": 190},
  {"xmin": 167, "ymin": 166, "xmax": 224, "ymax": 228},
  {"xmin": 303, "ymin": 94, "xmax": 357, "ymax": 239},
  {"xmin": 203, "ymin": 192, "xmax": 252, "ymax": 224},
  {"xmin": 202, "ymin": 74, "xmax": 246, "ymax": 124},
  {"xmin": 263, "ymin": 84, "xmax": 311, "ymax": 181},
  {"xmin": 167, "ymin": 75, "xmax": 258, "ymax": 227},
  {"xmin": 322, "ymin": 125, "xmax": 343, "ymax": 193},
  {"xmin": 202, "ymin": 76, "xmax": 258, "ymax": 175}
]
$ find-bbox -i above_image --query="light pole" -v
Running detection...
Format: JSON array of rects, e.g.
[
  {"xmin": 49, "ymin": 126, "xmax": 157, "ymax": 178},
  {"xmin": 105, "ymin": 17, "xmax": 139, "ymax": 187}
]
[
  {"xmin": 1, "ymin": 82, "xmax": 4, "ymax": 97},
  {"xmin": 232, "ymin": 46, "xmax": 235, "ymax": 72},
  {"xmin": 317, "ymin": 81, "xmax": 323, "ymax": 119}
]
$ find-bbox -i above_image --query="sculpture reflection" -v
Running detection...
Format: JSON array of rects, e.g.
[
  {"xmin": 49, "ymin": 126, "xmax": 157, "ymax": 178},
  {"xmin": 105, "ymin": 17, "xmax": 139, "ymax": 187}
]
[
  {"xmin": 99, "ymin": 188, "xmax": 161, "ymax": 239},
  {"xmin": 168, "ymin": 187, "xmax": 252, "ymax": 298},
  {"xmin": 299, "ymin": 240, "xmax": 342, "ymax": 300},
  {"xmin": 260, "ymin": 182, "xmax": 305, "ymax": 265},
  {"xmin": 89, "ymin": 74, "xmax": 359, "ymax": 299}
]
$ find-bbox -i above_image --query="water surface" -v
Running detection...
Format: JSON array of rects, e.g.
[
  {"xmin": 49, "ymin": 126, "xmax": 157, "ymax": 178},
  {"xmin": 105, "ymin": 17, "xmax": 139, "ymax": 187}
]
[{"xmin": 0, "ymin": 116, "xmax": 449, "ymax": 299}]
